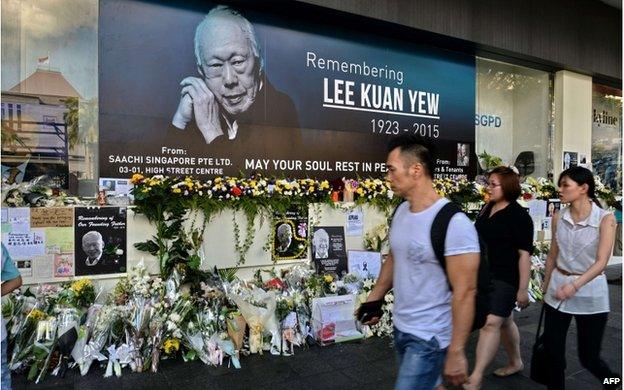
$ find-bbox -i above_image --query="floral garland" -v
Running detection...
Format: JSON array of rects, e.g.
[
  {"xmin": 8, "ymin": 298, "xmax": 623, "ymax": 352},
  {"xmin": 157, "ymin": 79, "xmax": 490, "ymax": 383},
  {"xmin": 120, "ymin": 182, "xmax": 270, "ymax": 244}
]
[{"xmin": 130, "ymin": 173, "xmax": 618, "ymax": 279}]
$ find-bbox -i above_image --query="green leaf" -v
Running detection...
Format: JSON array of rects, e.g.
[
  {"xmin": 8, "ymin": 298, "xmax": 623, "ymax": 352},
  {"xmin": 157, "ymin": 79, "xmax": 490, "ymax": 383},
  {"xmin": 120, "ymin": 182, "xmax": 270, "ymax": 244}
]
[
  {"xmin": 27, "ymin": 363, "xmax": 39, "ymax": 381},
  {"xmin": 187, "ymin": 254, "xmax": 201, "ymax": 270},
  {"xmin": 134, "ymin": 240, "xmax": 159, "ymax": 255}
]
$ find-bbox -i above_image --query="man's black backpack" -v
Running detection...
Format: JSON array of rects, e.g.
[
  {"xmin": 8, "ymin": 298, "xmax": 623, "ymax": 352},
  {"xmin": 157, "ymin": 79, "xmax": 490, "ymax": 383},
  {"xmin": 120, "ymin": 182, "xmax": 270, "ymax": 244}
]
[
  {"xmin": 431, "ymin": 202, "xmax": 492, "ymax": 331},
  {"xmin": 392, "ymin": 201, "xmax": 492, "ymax": 331}
]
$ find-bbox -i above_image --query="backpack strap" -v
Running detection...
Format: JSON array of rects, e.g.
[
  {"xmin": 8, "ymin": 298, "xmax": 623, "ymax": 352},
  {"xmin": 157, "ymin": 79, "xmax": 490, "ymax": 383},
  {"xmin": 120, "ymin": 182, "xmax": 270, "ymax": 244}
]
[{"xmin": 430, "ymin": 202, "xmax": 463, "ymax": 280}]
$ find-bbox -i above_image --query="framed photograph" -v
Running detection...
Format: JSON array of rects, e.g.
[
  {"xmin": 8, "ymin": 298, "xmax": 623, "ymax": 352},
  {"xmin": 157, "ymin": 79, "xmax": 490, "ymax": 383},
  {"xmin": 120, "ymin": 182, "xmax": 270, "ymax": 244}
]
[
  {"xmin": 546, "ymin": 199, "xmax": 561, "ymax": 217},
  {"xmin": 74, "ymin": 207, "xmax": 127, "ymax": 276},
  {"xmin": 272, "ymin": 208, "xmax": 308, "ymax": 261},
  {"xmin": 312, "ymin": 226, "xmax": 347, "ymax": 276},
  {"xmin": 562, "ymin": 151, "xmax": 578, "ymax": 170}
]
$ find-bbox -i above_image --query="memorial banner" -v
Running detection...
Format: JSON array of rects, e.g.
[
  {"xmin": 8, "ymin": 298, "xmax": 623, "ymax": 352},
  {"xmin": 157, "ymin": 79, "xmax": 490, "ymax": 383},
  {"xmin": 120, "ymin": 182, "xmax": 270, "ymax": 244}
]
[{"xmin": 99, "ymin": 1, "xmax": 476, "ymax": 180}]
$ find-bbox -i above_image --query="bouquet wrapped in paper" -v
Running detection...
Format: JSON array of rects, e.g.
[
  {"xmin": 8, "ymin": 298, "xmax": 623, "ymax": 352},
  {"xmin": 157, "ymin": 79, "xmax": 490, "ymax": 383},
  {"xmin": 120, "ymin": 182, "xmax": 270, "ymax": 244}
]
[
  {"xmin": 228, "ymin": 288, "xmax": 278, "ymax": 354},
  {"xmin": 226, "ymin": 311, "xmax": 246, "ymax": 352}
]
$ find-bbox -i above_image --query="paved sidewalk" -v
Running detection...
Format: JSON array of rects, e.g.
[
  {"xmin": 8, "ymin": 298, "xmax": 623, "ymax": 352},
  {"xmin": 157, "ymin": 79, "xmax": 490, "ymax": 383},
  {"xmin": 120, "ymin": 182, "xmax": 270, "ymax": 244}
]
[{"xmin": 12, "ymin": 265, "xmax": 622, "ymax": 390}]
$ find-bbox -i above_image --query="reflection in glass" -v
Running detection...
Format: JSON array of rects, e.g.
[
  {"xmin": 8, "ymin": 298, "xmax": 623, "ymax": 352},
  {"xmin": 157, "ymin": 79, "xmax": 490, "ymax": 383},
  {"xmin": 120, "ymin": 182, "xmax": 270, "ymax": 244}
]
[
  {"xmin": 592, "ymin": 84, "xmax": 622, "ymax": 193},
  {"xmin": 1, "ymin": 0, "xmax": 98, "ymax": 195},
  {"xmin": 475, "ymin": 58, "xmax": 552, "ymax": 178}
]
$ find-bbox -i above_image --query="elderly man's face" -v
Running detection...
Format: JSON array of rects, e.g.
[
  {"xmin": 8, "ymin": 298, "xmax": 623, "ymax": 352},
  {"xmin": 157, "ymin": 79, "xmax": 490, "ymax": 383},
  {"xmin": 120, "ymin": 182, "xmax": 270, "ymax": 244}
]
[
  {"xmin": 83, "ymin": 236, "xmax": 103, "ymax": 259},
  {"xmin": 278, "ymin": 228, "xmax": 292, "ymax": 244},
  {"xmin": 315, "ymin": 237, "xmax": 329, "ymax": 255},
  {"xmin": 200, "ymin": 19, "xmax": 260, "ymax": 117}
]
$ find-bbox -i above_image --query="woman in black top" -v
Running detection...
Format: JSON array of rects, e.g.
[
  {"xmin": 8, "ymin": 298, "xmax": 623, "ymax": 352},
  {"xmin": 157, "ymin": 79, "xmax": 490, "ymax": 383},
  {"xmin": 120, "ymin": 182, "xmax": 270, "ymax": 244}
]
[{"xmin": 464, "ymin": 166, "xmax": 534, "ymax": 390}]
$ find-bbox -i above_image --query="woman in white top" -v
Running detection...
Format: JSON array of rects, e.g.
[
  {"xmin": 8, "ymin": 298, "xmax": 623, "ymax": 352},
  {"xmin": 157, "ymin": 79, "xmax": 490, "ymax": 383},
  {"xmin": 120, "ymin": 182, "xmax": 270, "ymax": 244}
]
[{"xmin": 542, "ymin": 166, "xmax": 620, "ymax": 390}]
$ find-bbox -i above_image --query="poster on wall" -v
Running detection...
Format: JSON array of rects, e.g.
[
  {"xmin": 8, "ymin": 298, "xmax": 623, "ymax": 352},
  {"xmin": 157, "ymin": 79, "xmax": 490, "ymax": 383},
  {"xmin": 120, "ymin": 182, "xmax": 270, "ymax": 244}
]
[
  {"xmin": 546, "ymin": 199, "xmax": 561, "ymax": 217},
  {"xmin": 562, "ymin": 151, "xmax": 578, "ymax": 170},
  {"xmin": 312, "ymin": 226, "xmax": 347, "ymax": 276},
  {"xmin": 74, "ymin": 207, "xmax": 127, "ymax": 276},
  {"xmin": 99, "ymin": 1, "xmax": 476, "ymax": 181},
  {"xmin": 272, "ymin": 209, "xmax": 308, "ymax": 261},
  {"xmin": 591, "ymin": 85, "xmax": 622, "ymax": 192}
]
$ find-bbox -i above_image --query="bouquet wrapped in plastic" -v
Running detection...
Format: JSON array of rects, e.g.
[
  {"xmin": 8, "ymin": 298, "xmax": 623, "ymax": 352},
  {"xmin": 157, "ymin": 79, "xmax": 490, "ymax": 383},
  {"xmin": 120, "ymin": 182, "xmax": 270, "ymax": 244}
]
[{"xmin": 228, "ymin": 288, "xmax": 279, "ymax": 354}]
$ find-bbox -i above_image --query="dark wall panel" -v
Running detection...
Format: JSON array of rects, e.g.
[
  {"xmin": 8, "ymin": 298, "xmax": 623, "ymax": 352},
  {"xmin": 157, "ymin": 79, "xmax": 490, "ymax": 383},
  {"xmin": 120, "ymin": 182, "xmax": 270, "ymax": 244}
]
[{"xmin": 297, "ymin": 0, "xmax": 621, "ymax": 82}]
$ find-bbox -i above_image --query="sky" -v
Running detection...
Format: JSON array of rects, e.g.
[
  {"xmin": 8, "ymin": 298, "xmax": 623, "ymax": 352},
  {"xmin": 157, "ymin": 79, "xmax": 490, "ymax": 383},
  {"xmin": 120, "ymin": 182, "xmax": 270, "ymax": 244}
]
[{"xmin": 1, "ymin": 0, "xmax": 98, "ymax": 100}]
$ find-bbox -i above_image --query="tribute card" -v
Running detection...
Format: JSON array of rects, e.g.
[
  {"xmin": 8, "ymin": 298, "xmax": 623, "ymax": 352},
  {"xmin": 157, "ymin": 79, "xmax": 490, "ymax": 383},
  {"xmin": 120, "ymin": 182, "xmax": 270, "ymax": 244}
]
[{"xmin": 74, "ymin": 207, "xmax": 127, "ymax": 276}]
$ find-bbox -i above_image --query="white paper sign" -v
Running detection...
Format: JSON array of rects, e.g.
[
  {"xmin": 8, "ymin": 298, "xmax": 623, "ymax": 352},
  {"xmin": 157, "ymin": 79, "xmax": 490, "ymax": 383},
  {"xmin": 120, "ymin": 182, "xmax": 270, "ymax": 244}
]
[
  {"xmin": 33, "ymin": 254, "xmax": 55, "ymax": 280},
  {"xmin": 348, "ymin": 250, "xmax": 382, "ymax": 278},
  {"xmin": 2, "ymin": 230, "xmax": 46, "ymax": 259},
  {"xmin": 8, "ymin": 207, "xmax": 30, "ymax": 233},
  {"xmin": 99, "ymin": 177, "xmax": 134, "ymax": 197},
  {"xmin": 311, "ymin": 295, "xmax": 362, "ymax": 343},
  {"xmin": 527, "ymin": 200, "xmax": 547, "ymax": 219},
  {"xmin": 346, "ymin": 208, "xmax": 363, "ymax": 236}
]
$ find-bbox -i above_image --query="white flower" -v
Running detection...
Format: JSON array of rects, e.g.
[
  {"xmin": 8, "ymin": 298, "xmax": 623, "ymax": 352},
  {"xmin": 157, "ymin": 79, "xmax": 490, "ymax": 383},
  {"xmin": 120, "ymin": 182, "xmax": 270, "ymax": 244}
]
[
  {"xmin": 387, "ymin": 190, "xmax": 394, "ymax": 199},
  {"xmin": 170, "ymin": 313, "xmax": 181, "ymax": 323},
  {"xmin": 384, "ymin": 293, "xmax": 394, "ymax": 303},
  {"xmin": 329, "ymin": 282, "xmax": 337, "ymax": 293},
  {"xmin": 363, "ymin": 279, "xmax": 375, "ymax": 290}
]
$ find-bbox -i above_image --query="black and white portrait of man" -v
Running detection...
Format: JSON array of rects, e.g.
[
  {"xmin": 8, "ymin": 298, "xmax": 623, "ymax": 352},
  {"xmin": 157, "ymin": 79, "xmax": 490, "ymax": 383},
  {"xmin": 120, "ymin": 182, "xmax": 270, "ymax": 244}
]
[
  {"xmin": 457, "ymin": 143, "xmax": 469, "ymax": 167},
  {"xmin": 171, "ymin": 5, "xmax": 300, "ymax": 148},
  {"xmin": 312, "ymin": 228, "xmax": 330, "ymax": 259},
  {"xmin": 82, "ymin": 231, "xmax": 104, "ymax": 267},
  {"xmin": 276, "ymin": 223, "xmax": 293, "ymax": 253},
  {"xmin": 75, "ymin": 207, "xmax": 127, "ymax": 276}
]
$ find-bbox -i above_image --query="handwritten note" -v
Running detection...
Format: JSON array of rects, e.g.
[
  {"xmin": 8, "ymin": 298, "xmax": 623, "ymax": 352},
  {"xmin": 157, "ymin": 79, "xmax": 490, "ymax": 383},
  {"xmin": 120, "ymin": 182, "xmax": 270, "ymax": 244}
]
[{"xmin": 31, "ymin": 207, "xmax": 74, "ymax": 228}]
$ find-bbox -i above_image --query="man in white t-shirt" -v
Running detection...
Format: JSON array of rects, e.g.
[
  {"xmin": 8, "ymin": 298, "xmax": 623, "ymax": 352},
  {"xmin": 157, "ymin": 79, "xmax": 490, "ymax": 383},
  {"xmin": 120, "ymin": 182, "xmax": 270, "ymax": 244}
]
[{"xmin": 361, "ymin": 135, "xmax": 480, "ymax": 390}]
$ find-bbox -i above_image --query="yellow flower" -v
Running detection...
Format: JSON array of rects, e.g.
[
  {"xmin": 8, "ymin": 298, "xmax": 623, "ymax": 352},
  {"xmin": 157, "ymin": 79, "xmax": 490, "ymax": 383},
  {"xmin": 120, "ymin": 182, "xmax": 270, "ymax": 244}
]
[
  {"xmin": 163, "ymin": 338, "xmax": 180, "ymax": 355},
  {"xmin": 323, "ymin": 274, "xmax": 333, "ymax": 283},
  {"xmin": 172, "ymin": 188, "xmax": 182, "ymax": 194},
  {"xmin": 28, "ymin": 309, "xmax": 46, "ymax": 321},
  {"xmin": 356, "ymin": 188, "xmax": 365, "ymax": 196},
  {"xmin": 131, "ymin": 173, "xmax": 144, "ymax": 184},
  {"xmin": 71, "ymin": 278, "xmax": 92, "ymax": 294}
]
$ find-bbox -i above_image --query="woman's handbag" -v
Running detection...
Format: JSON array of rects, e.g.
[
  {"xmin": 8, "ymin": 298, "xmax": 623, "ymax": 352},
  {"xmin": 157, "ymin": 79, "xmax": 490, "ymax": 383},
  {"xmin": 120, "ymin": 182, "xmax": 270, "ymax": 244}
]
[{"xmin": 530, "ymin": 304, "xmax": 548, "ymax": 384}]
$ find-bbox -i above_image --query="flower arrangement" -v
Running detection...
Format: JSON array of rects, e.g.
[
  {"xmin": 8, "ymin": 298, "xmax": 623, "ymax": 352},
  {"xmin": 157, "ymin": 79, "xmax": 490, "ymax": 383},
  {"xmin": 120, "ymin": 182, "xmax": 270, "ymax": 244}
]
[
  {"xmin": 6, "ymin": 251, "xmax": 562, "ymax": 383},
  {"xmin": 363, "ymin": 224, "xmax": 389, "ymax": 253}
]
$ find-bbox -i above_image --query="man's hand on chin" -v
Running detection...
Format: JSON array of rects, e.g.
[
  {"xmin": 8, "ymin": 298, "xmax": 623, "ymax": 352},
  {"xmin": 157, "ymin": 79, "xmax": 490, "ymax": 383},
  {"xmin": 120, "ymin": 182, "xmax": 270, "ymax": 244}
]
[{"xmin": 173, "ymin": 77, "xmax": 223, "ymax": 144}]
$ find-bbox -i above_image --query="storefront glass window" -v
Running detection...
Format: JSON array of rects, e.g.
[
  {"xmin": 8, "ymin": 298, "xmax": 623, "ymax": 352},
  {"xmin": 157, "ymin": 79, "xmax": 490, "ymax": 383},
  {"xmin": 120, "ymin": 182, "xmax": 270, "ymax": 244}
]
[
  {"xmin": 1, "ymin": 0, "xmax": 98, "ymax": 196},
  {"xmin": 591, "ymin": 84, "xmax": 622, "ymax": 193},
  {"xmin": 475, "ymin": 58, "xmax": 553, "ymax": 178}
]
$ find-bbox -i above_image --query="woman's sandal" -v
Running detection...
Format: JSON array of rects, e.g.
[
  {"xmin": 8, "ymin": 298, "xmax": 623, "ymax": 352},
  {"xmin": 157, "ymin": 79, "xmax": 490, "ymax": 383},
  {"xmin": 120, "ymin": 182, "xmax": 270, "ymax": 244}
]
[{"xmin": 492, "ymin": 365, "xmax": 524, "ymax": 378}]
